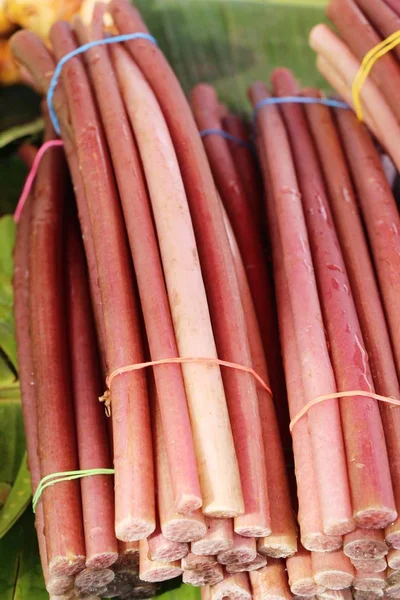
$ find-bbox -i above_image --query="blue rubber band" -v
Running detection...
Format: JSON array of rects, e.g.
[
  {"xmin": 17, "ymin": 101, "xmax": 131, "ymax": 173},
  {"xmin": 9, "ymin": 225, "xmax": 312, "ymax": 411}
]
[
  {"xmin": 200, "ymin": 128, "xmax": 252, "ymax": 151},
  {"xmin": 253, "ymin": 96, "xmax": 350, "ymax": 121},
  {"xmin": 47, "ymin": 32, "xmax": 157, "ymax": 135}
]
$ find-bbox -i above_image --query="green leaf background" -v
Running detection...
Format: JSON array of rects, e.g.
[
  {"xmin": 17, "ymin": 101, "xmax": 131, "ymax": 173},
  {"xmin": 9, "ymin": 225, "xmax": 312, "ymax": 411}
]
[{"xmin": 0, "ymin": 0, "xmax": 326, "ymax": 597}]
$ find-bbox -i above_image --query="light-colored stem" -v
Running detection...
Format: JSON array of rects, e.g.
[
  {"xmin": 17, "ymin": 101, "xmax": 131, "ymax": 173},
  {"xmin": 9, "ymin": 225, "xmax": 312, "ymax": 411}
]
[
  {"xmin": 309, "ymin": 24, "xmax": 400, "ymax": 171},
  {"xmin": 110, "ymin": 38, "xmax": 243, "ymax": 520},
  {"xmin": 351, "ymin": 558, "xmax": 387, "ymax": 573}
]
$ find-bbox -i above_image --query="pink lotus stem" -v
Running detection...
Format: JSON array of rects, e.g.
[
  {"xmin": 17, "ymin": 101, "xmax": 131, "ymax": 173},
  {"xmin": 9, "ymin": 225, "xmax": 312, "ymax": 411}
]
[
  {"xmin": 182, "ymin": 565, "xmax": 224, "ymax": 586},
  {"xmin": 287, "ymin": 544, "xmax": 325, "ymax": 597},
  {"xmin": 255, "ymin": 135, "xmax": 342, "ymax": 554},
  {"xmin": 249, "ymin": 559, "xmax": 292, "ymax": 600},
  {"xmin": 212, "ymin": 572, "xmax": 252, "ymax": 600},
  {"xmin": 354, "ymin": 0, "xmax": 400, "ymax": 61},
  {"xmin": 226, "ymin": 554, "xmax": 267, "ymax": 574},
  {"xmin": 305, "ymin": 95, "xmax": 400, "ymax": 548},
  {"xmin": 217, "ymin": 533, "xmax": 257, "ymax": 566},
  {"xmin": 388, "ymin": 549, "xmax": 400, "ymax": 569},
  {"xmin": 272, "ymin": 68, "xmax": 396, "ymax": 530},
  {"xmin": 223, "ymin": 206, "xmax": 296, "ymax": 557},
  {"xmin": 343, "ymin": 529, "xmax": 388, "ymax": 560},
  {"xmin": 191, "ymin": 518, "xmax": 234, "ymax": 556},
  {"xmin": 147, "ymin": 527, "xmax": 188, "ymax": 562},
  {"xmin": 181, "ymin": 553, "xmax": 217, "ymax": 571},
  {"xmin": 312, "ymin": 550, "xmax": 355, "ymax": 590},
  {"xmin": 309, "ymin": 24, "xmax": 400, "ymax": 171},
  {"xmin": 354, "ymin": 570, "xmax": 386, "ymax": 592},
  {"xmin": 29, "ymin": 116, "xmax": 85, "ymax": 576},
  {"xmin": 152, "ymin": 386, "xmax": 206, "ymax": 543},
  {"xmin": 249, "ymin": 80, "xmax": 352, "ymax": 537},
  {"xmin": 139, "ymin": 539, "xmax": 182, "ymax": 583},
  {"xmin": 50, "ymin": 20, "xmax": 155, "ymax": 542},
  {"xmin": 66, "ymin": 213, "xmax": 118, "ymax": 570},
  {"xmin": 351, "ymin": 558, "xmax": 387, "ymax": 573}
]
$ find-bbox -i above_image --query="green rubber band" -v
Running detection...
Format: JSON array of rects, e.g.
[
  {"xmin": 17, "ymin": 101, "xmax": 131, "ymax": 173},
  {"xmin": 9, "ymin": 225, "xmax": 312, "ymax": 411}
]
[{"xmin": 32, "ymin": 468, "xmax": 115, "ymax": 513}]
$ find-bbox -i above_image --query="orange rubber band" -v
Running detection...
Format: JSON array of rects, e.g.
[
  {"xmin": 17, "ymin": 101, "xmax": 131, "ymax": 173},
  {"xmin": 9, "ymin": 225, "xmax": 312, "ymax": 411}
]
[
  {"xmin": 100, "ymin": 357, "xmax": 273, "ymax": 417},
  {"xmin": 290, "ymin": 390, "xmax": 400, "ymax": 432}
]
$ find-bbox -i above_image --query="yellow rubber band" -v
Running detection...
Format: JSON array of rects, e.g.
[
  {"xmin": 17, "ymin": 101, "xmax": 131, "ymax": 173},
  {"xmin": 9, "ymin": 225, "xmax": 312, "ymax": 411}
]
[
  {"xmin": 352, "ymin": 29, "xmax": 400, "ymax": 121},
  {"xmin": 32, "ymin": 468, "xmax": 115, "ymax": 513}
]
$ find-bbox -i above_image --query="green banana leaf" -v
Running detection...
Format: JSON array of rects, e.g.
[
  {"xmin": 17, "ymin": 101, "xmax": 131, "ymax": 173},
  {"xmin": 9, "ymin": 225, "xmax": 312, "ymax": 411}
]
[{"xmin": 0, "ymin": 0, "xmax": 327, "ymax": 596}]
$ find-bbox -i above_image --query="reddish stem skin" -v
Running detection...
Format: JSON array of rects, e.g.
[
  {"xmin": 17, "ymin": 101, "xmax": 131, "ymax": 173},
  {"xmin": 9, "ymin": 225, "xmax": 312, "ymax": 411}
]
[
  {"xmin": 29, "ymin": 120, "xmax": 85, "ymax": 576},
  {"xmin": 50, "ymin": 21, "xmax": 155, "ymax": 542},
  {"xmin": 222, "ymin": 114, "xmax": 264, "ymax": 225},
  {"xmin": 384, "ymin": 0, "xmax": 400, "ymax": 17},
  {"xmin": 305, "ymin": 99, "xmax": 400, "ymax": 545},
  {"xmin": 326, "ymin": 0, "xmax": 400, "ymax": 125},
  {"xmin": 66, "ymin": 213, "xmax": 118, "ymax": 569},
  {"xmin": 110, "ymin": 0, "xmax": 268, "ymax": 538},
  {"xmin": 354, "ymin": 0, "xmax": 400, "ymax": 61},
  {"xmin": 249, "ymin": 81, "xmax": 352, "ymax": 537},
  {"xmin": 272, "ymin": 69, "xmax": 396, "ymax": 530},
  {"xmin": 17, "ymin": 142, "xmax": 38, "ymax": 168},
  {"xmin": 191, "ymin": 84, "xmax": 287, "ymax": 439},
  {"xmin": 10, "ymin": 30, "xmax": 107, "ymax": 372},
  {"xmin": 152, "ymin": 390, "xmax": 206, "ymax": 544},
  {"xmin": 223, "ymin": 210, "xmax": 296, "ymax": 558},
  {"xmin": 336, "ymin": 109, "xmax": 400, "ymax": 387},
  {"xmin": 256, "ymin": 138, "xmax": 342, "ymax": 554},
  {"xmin": 14, "ymin": 194, "xmax": 73, "ymax": 596},
  {"xmin": 74, "ymin": 11, "xmax": 201, "ymax": 516}
]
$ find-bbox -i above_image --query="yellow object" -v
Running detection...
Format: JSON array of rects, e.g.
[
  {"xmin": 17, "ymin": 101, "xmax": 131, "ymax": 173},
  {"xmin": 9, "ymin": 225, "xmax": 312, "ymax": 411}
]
[
  {"xmin": 6, "ymin": 0, "xmax": 82, "ymax": 39},
  {"xmin": 0, "ymin": 0, "xmax": 15, "ymax": 35},
  {"xmin": 0, "ymin": 38, "xmax": 20, "ymax": 85},
  {"xmin": 352, "ymin": 29, "xmax": 400, "ymax": 121}
]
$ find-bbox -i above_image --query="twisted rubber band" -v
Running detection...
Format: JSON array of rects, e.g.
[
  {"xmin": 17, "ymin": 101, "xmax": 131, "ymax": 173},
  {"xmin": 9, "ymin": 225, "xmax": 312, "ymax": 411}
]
[
  {"xmin": 100, "ymin": 356, "xmax": 273, "ymax": 417},
  {"xmin": 252, "ymin": 96, "xmax": 349, "ymax": 120},
  {"xmin": 14, "ymin": 140, "xmax": 64, "ymax": 223},
  {"xmin": 352, "ymin": 30, "xmax": 400, "ymax": 121},
  {"xmin": 200, "ymin": 128, "xmax": 252, "ymax": 150},
  {"xmin": 32, "ymin": 468, "xmax": 115, "ymax": 513},
  {"xmin": 290, "ymin": 390, "xmax": 400, "ymax": 432},
  {"xmin": 47, "ymin": 32, "xmax": 157, "ymax": 135}
]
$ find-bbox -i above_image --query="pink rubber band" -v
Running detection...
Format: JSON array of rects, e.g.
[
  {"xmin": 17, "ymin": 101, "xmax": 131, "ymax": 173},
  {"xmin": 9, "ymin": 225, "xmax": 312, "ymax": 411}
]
[
  {"xmin": 100, "ymin": 356, "xmax": 273, "ymax": 417},
  {"xmin": 14, "ymin": 139, "xmax": 64, "ymax": 223},
  {"xmin": 290, "ymin": 390, "xmax": 400, "ymax": 432}
]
